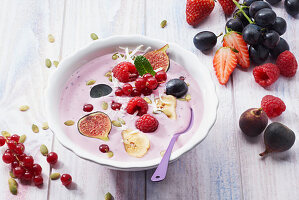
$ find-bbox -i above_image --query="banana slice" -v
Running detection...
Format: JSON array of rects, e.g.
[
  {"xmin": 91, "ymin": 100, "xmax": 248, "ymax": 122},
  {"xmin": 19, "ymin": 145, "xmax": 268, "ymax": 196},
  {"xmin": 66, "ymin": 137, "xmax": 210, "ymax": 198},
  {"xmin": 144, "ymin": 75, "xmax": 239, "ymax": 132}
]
[
  {"xmin": 155, "ymin": 95, "xmax": 177, "ymax": 119},
  {"xmin": 122, "ymin": 129, "xmax": 150, "ymax": 158}
]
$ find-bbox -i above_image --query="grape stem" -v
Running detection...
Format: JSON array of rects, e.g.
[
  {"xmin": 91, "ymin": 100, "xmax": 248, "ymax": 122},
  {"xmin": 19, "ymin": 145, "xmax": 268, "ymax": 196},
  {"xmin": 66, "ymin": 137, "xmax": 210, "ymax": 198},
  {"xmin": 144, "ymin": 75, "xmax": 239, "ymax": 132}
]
[{"xmin": 232, "ymin": 0, "xmax": 253, "ymax": 24}]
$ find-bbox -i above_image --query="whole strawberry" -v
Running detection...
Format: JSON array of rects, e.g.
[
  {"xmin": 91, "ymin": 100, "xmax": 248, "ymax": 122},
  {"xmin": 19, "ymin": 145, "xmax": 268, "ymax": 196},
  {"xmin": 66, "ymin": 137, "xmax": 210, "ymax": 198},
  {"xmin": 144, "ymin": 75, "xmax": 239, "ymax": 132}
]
[
  {"xmin": 186, "ymin": 0, "xmax": 215, "ymax": 26},
  {"xmin": 276, "ymin": 50, "xmax": 298, "ymax": 77},
  {"xmin": 218, "ymin": 0, "xmax": 239, "ymax": 15}
]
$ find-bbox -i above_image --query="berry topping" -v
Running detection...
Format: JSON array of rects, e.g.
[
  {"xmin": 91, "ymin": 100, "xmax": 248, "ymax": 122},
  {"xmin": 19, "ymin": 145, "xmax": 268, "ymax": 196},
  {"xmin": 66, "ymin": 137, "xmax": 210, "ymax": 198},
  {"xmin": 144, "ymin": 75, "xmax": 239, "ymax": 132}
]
[
  {"xmin": 155, "ymin": 71, "xmax": 167, "ymax": 83},
  {"xmin": 83, "ymin": 104, "xmax": 94, "ymax": 112},
  {"xmin": 131, "ymin": 89, "xmax": 141, "ymax": 97},
  {"xmin": 146, "ymin": 77, "xmax": 158, "ymax": 90},
  {"xmin": 61, "ymin": 174, "xmax": 72, "ymax": 186},
  {"xmin": 46, "ymin": 152, "xmax": 58, "ymax": 165},
  {"xmin": 141, "ymin": 87, "xmax": 153, "ymax": 96},
  {"xmin": 276, "ymin": 50, "xmax": 298, "ymax": 77},
  {"xmin": 115, "ymin": 88, "xmax": 123, "ymax": 96},
  {"xmin": 122, "ymin": 83, "xmax": 133, "ymax": 96},
  {"xmin": 112, "ymin": 62, "xmax": 138, "ymax": 83},
  {"xmin": 126, "ymin": 97, "xmax": 149, "ymax": 116},
  {"xmin": 253, "ymin": 63, "xmax": 280, "ymax": 87},
  {"xmin": 261, "ymin": 95, "xmax": 286, "ymax": 118},
  {"xmin": 218, "ymin": 0, "xmax": 238, "ymax": 15},
  {"xmin": 186, "ymin": 0, "xmax": 215, "ymax": 26},
  {"xmin": 136, "ymin": 114, "xmax": 159, "ymax": 133},
  {"xmin": 135, "ymin": 77, "xmax": 147, "ymax": 91},
  {"xmin": 142, "ymin": 73, "xmax": 153, "ymax": 81},
  {"xmin": 99, "ymin": 144, "xmax": 109, "ymax": 153},
  {"xmin": 111, "ymin": 101, "xmax": 122, "ymax": 110}
]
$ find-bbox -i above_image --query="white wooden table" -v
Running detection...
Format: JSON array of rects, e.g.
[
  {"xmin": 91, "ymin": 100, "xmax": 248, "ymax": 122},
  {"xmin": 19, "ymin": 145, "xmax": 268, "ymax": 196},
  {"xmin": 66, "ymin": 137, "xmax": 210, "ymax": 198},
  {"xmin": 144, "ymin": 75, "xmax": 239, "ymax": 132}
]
[{"xmin": 0, "ymin": 0, "xmax": 298, "ymax": 199}]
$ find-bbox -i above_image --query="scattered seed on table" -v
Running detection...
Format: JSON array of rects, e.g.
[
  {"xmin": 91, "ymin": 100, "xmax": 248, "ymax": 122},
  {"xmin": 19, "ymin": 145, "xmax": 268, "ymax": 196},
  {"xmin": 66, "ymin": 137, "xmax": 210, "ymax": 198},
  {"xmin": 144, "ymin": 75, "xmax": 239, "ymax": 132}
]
[
  {"xmin": 18, "ymin": 134, "xmax": 26, "ymax": 143},
  {"xmin": 90, "ymin": 33, "xmax": 99, "ymax": 40},
  {"xmin": 32, "ymin": 124, "xmax": 39, "ymax": 133},
  {"xmin": 50, "ymin": 172, "xmax": 61, "ymax": 180},
  {"xmin": 160, "ymin": 20, "xmax": 167, "ymax": 28},
  {"xmin": 48, "ymin": 34, "xmax": 55, "ymax": 43},
  {"xmin": 53, "ymin": 61, "xmax": 59, "ymax": 67},
  {"xmin": 8, "ymin": 178, "xmax": 18, "ymax": 195},
  {"xmin": 19, "ymin": 105, "xmax": 29, "ymax": 111},
  {"xmin": 40, "ymin": 144, "xmax": 49, "ymax": 156},
  {"xmin": 45, "ymin": 58, "xmax": 52, "ymax": 68},
  {"xmin": 1, "ymin": 131, "xmax": 11, "ymax": 138}
]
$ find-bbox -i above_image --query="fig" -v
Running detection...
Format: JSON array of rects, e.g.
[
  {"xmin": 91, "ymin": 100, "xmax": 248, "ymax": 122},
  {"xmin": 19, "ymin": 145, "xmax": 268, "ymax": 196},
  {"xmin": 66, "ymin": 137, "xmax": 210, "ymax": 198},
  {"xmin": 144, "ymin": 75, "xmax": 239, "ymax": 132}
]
[
  {"xmin": 90, "ymin": 84, "xmax": 112, "ymax": 98},
  {"xmin": 260, "ymin": 122, "xmax": 296, "ymax": 156},
  {"xmin": 144, "ymin": 44, "xmax": 170, "ymax": 72},
  {"xmin": 239, "ymin": 108, "xmax": 268, "ymax": 137},
  {"xmin": 77, "ymin": 112, "xmax": 111, "ymax": 141}
]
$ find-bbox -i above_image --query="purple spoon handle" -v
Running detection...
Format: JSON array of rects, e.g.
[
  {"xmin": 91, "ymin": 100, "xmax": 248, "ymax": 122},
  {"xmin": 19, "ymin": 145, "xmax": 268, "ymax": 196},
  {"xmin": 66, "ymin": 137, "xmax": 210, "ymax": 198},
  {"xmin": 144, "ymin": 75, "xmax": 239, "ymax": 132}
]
[{"xmin": 151, "ymin": 134, "xmax": 179, "ymax": 182}]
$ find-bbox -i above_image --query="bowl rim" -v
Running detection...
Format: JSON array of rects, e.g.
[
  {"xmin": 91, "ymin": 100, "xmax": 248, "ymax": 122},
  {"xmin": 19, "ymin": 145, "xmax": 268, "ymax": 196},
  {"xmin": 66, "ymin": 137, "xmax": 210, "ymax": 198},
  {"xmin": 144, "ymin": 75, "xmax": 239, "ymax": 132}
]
[{"xmin": 45, "ymin": 34, "xmax": 218, "ymax": 170}]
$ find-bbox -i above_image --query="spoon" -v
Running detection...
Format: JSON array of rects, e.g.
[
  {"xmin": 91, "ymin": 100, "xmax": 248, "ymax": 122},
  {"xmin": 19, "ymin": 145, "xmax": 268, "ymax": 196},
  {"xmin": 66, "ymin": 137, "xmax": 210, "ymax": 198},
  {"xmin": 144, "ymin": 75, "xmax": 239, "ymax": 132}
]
[{"xmin": 151, "ymin": 108, "xmax": 194, "ymax": 182}]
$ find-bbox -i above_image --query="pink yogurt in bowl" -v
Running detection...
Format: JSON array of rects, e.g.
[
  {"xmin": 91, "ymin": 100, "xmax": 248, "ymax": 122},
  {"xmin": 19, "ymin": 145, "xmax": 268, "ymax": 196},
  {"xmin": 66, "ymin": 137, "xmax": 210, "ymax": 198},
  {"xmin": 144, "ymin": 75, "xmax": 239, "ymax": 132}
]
[{"xmin": 45, "ymin": 35, "xmax": 218, "ymax": 171}]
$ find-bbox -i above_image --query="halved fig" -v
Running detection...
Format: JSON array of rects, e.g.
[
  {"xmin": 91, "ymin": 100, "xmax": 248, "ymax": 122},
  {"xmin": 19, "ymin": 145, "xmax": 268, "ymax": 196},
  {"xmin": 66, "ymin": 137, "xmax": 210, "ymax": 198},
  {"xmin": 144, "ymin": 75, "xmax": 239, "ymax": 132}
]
[
  {"xmin": 77, "ymin": 112, "xmax": 111, "ymax": 141},
  {"xmin": 144, "ymin": 44, "xmax": 170, "ymax": 72}
]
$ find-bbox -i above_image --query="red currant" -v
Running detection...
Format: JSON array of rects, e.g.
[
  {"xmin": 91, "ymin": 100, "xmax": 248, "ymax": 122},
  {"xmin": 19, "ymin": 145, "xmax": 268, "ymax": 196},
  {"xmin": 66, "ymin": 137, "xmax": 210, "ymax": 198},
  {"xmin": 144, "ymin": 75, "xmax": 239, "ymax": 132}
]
[
  {"xmin": 155, "ymin": 71, "xmax": 167, "ymax": 82},
  {"xmin": 5, "ymin": 149, "xmax": 12, "ymax": 154},
  {"xmin": 33, "ymin": 175, "xmax": 43, "ymax": 186},
  {"xmin": 141, "ymin": 87, "xmax": 153, "ymax": 96},
  {"xmin": 7, "ymin": 140, "xmax": 17, "ymax": 150},
  {"xmin": 135, "ymin": 77, "xmax": 146, "ymax": 91},
  {"xmin": 6, "ymin": 136, "xmax": 12, "ymax": 141},
  {"xmin": 0, "ymin": 136, "xmax": 6, "ymax": 146},
  {"xmin": 122, "ymin": 83, "xmax": 133, "ymax": 96},
  {"xmin": 143, "ymin": 73, "xmax": 153, "ymax": 80},
  {"xmin": 46, "ymin": 152, "xmax": 58, "ymax": 165},
  {"xmin": 2, "ymin": 152, "xmax": 14, "ymax": 164},
  {"xmin": 83, "ymin": 104, "xmax": 93, "ymax": 112},
  {"xmin": 115, "ymin": 88, "xmax": 123, "ymax": 96},
  {"xmin": 11, "ymin": 160, "xmax": 19, "ymax": 168},
  {"xmin": 111, "ymin": 102, "xmax": 122, "ymax": 110},
  {"xmin": 18, "ymin": 153, "xmax": 26, "ymax": 161},
  {"xmin": 131, "ymin": 89, "xmax": 141, "ymax": 97},
  {"xmin": 15, "ymin": 143, "xmax": 25, "ymax": 155},
  {"xmin": 23, "ymin": 155, "xmax": 34, "ymax": 168},
  {"xmin": 13, "ymin": 166, "xmax": 25, "ymax": 178},
  {"xmin": 10, "ymin": 134, "xmax": 20, "ymax": 143},
  {"xmin": 99, "ymin": 144, "xmax": 109, "ymax": 153},
  {"xmin": 22, "ymin": 170, "xmax": 33, "ymax": 181},
  {"xmin": 61, "ymin": 174, "xmax": 72, "ymax": 186},
  {"xmin": 32, "ymin": 164, "xmax": 42, "ymax": 175},
  {"xmin": 146, "ymin": 77, "xmax": 158, "ymax": 90},
  {"xmin": 179, "ymin": 76, "xmax": 185, "ymax": 80}
]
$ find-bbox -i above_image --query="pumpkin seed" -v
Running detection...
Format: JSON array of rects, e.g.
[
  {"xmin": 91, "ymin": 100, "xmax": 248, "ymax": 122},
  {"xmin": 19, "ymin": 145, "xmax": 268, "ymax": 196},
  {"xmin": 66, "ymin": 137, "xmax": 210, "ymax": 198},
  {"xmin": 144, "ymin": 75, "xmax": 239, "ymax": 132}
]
[
  {"xmin": 64, "ymin": 120, "xmax": 75, "ymax": 126},
  {"xmin": 160, "ymin": 20, "xmax": 167, "ymax": 28},
  {"xmin": 108, "ymin": 76, "xmax": 112, "ymax": 82},
  {"xmin": 50, "ymin": 172, "xmax": 61, "ymax": 180},
  {"xmin": 32, "ymin": 124, "xmax": 39, "ymax": 133},
  {"xmin": 18, "ymin": 134, "xmax": 26, "ymax": 143},
  {"xmin": 118, "ymin": 118, "xmax": 125, "ymax": 125},
  {"xmin": 185, "ymin": 94, "xmax": 191, "ymax": 101},
  {"xmin": 45, "ymin": 58, "xmax": 52, "ymax": 68},
  {"xmin": 1, "ymin": 131, "xmax": 11, "ymax": 138},
  {"xmin": 143, "ymin": 97, "xmax": 152, "ymax": 104},
  {"xmin": 104, "ymin": 71, "xmax": 112, "ymax": 77},
  {"xmin": 105, "ymin": 192, "xmax": 113, "ymax": 200},
  {"xmin": 53, "ymin": 61, "xmax": 59, "ymax": 67},
  {"xmin": 19, "ymin": 105, "xmax": 29, "ymax": 111},
  {"xmin": 101, "ymin": 102, "xmax": 108, "ymax": 110},
  {"xmin": 160, "ymin": 150, "xmax": 166, "ymax": 157},
  {"xmin": 107, "ymin": 151, "xmax": 114, "ymax": 158},
  {"xmin": 120, "ymin": 54, "xmax": 124, "ymax": 57},
  {"xmin": 42, "ymin": 122, "xmax": 49, "ymax": 130},
  {"xmin": 90, "ymin": 33, "xmax": 99, "ymax": 40},
  {"xmin": 86, "ymin": 79, "xmax": 96, "ymax": 86},
  {"xmin": 178, "ymin": 98, "xmax": 187, "ymax": 101},
  {"xmin": 40, "ymin": 144, "xmax": 48, "ymax": 156},
  {"xmin": 9, "ymin": 171, "xmax": 15, "ymax": 178},
  {"xmin": 48, "ymin": 34, "xmax": 55, "ymax": 43},
  {"xmin": 187, "ymin": 83, "xmax": 190, "ymax": 86},
  {"xmin": 8, "ymin": 178, "xmax": 18, "ymax": 195},
  {"xmin": 112, "ymin": 120, "xmax": 121, "ymax": 127},
  {"xmin": 112, "ymin": 53, "xmax": 119, "ymax": 60}
]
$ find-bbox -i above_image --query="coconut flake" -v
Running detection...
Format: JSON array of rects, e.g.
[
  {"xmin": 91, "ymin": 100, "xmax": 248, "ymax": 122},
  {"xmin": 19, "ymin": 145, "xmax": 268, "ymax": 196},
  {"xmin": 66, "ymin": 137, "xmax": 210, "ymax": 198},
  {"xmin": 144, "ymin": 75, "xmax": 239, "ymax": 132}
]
[{"xmin": 154, "ymin": 67, "xmax": 163, "ymax": 72}]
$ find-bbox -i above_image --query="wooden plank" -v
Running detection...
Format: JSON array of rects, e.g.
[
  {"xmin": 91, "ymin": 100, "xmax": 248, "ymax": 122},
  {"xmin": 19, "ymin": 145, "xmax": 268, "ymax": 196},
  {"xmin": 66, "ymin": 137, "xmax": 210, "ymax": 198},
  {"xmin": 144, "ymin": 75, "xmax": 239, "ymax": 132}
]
[
  {"xmin": 0, "ymin": 0, "xmax": 65, "ymax": 199},
  {"xmin": 47, "ymin": 1, "xmax": 146, "ymax": 199},
  {"xmin": 232, "ymin": 5, "xmax": 299, "ymax": 200},
  {"xmin": 144, "ymin": 0, "xmax": 243, "ymax": 199}
]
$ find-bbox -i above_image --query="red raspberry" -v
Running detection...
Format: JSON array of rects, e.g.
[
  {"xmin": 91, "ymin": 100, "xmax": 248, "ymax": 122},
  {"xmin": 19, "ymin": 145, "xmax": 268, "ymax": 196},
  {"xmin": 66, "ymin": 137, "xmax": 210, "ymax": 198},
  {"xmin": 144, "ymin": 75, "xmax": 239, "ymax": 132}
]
[
  {"xmin": 112, "ymin": 62, "xmax": 138, "ymax": 83},
  {"xmin": 261, "ymin": 95, "xmax": 286, "ymax": 118},
  {"xmin": 253, "ymin": 63, "xmax": 280, "ymax": 87},
  {"xmin": 136, "ymin": 114, "xmax": 159, "ymax": 133},
  {"xmin": 126, "ymin": 97, "xmax": 148, "ymax": 116},
  {"xmin": 276, "ymin": 50, "xmax": 298, "ymax": 77}
]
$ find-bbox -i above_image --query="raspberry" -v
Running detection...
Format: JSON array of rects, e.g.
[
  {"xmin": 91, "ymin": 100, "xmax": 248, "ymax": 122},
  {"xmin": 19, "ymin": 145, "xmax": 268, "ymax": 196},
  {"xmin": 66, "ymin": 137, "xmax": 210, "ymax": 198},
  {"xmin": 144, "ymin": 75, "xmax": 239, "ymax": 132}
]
[
  {"xmin": 261, "ymin": 95, "xmax": 286, "ymax": 118},
  {"xmin": 136, "ymin": 114, "xmax": 159, "ymax": 133},
  {"xmin": 253, "ymin": 63, "xmax": 280, "ymax": 87},
  {"xmin": 276, "ymin": 50, "xmax": 298, "ymax": 77},
  {"xmin": 112, "ymin": 62, "xmax": 138, "ymax": 83},
  {"xmin": 126, "ymin": 97, "xmax": 148, "ymax": 116}
]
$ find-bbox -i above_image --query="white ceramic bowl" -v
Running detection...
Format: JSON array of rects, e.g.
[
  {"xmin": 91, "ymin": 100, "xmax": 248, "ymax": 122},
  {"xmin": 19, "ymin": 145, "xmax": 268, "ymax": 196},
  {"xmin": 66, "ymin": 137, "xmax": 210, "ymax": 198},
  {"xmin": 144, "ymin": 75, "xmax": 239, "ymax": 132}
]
[{"xmin": 45, "ymin": 35, "xmax": 218, "ymax": 171}]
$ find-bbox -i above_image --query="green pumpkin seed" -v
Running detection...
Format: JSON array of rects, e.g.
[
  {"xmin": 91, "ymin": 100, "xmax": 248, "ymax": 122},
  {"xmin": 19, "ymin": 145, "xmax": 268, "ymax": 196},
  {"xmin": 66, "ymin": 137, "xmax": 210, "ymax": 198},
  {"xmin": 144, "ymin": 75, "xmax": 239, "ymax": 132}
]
[
  {"xmin": 112, "ymin": 53, "xmax": 119, "ymax": 60},
  {"xmin": 45, "ymin": 58, "xmax": 52, "ymax": 68},
  {"xmin": 32, "ymin": 124, "xmax": 39, "ymax": 133},
  {"xmin": 42, "ymin": 122, "xmax": 49, "ymax": 130},
  {"xmin": 160, "ymin": 20, "xmax": 167, "ymax": 28},
  {"xmin": 1, "ymin": 131, "xmax": 11, "ymax": 138},
  {"xmin": 107, "ymin": 151, "xmax": 114, "ymax": 158},
  {"xmin": 48, "ymin": 34, "xmax": 55, "ymax": 43},
  {"xmin": 8, "ymin": 178, "xmax": 18, "ymax": 195},
  {"xmin": 185, "ymin": 94, "xmax": 191, "ymax": 101},
  {"xmin": 118, "ymin": 118, "xmax": 125, "ymax": 125},
  {"xmin": 143, "ymin": 97, "xmax": 152, "ymax": 104},
  {"xmin": 90, "ymin": 33, "xmax": 99, "ymax": 40},
  {"xmin": 86, "ymin": 79, "xmax": 96, "ymax": 86},
  {"xmin": 105, "ymin": 192, "xmax": 113, "ymax": 200},
  {"xmin": 53, "ymin": 61, "xmax": 59, "ymax": 67},
  {"xmin": 108, "ymin": 76, "xmax": 112, "ymax": 82},
  {"xmin": 160, "ymin": 150, "xmax": 166, "ymax": 157},
  {"xmin": 112, "ymin": 120, "xmax": 121, "ymax": 127},
  {"xmin": 104, "ymin": 71, "xmax": 112, "ymax": 77},
  {"xmin": 9, "ymin": 171, "xmax": 15, "ymax": 178},
  {"xmin": 19, "ymin": 105, "xmax": 29, "ymax": 111},
  {"xmin": 40, "ymin": 144, "xmax": 48, "ymax": 156},
  {"xmin": 64, "ymin": 120, "xmax": 75, "ymax": 126},
  {"xmin": 178, "ymin": 98, "xmax": 187, "ymax": 101},
  {"xmin": 50, "ymin": 172, "xmax": 61, "ymax": 180},
  {"xmin": 18, "ymin": 134, "xmax": 26, "ymax": 143},
  {"xmin": 187, "ymin": 83, "xmax": 190, "ymax": 86},
  {"xmin": 101, "ymin": 102, "xmax": 108, "ymax": 110}
]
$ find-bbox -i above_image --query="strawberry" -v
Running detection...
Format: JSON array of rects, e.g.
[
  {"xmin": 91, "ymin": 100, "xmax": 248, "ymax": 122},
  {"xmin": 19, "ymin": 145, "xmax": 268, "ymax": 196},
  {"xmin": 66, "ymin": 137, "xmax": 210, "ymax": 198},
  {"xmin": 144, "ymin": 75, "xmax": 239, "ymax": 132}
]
[
  {"xmin": 218, "ymin": 0, "xmax": 238, "ymax": 15},
  {"xmin": 223, "ymin": 31, "xmax": 250, "ymax": 68},
  {"xmin": 186, "ymin": 0, "xmax": 215, "ymax": 26},
  {"xmin": 213, "ymin": 47, "xmax": 237, "ymax": 85}
]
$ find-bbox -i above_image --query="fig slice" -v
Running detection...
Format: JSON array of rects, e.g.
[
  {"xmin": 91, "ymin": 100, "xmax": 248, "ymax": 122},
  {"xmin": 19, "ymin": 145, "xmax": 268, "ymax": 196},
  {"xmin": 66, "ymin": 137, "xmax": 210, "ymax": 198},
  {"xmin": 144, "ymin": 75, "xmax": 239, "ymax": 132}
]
[
  {"xmin": 144, "ymin": 44, "xmax": 170, "ymax": 72},
  {"xmin": 77, "ymin": 112, "xmax": 111, "ymax": 141}
]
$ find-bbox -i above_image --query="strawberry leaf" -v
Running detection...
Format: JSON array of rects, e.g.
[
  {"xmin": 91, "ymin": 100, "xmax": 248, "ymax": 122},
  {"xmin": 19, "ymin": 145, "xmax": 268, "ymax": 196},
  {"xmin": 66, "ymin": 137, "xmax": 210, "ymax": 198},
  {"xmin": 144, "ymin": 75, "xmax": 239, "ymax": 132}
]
[{"xmin": 134, "ymin": 56, "xmax": 156, "ymax": 76}]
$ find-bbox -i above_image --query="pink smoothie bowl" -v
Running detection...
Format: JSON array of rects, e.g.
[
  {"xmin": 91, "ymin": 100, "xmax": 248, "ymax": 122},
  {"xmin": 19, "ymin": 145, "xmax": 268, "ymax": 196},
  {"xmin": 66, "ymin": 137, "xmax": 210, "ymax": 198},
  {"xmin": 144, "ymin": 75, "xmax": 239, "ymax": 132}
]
[{"xmin": 45, "ymin": 35, "xmax": 218, "ymax": 171}]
